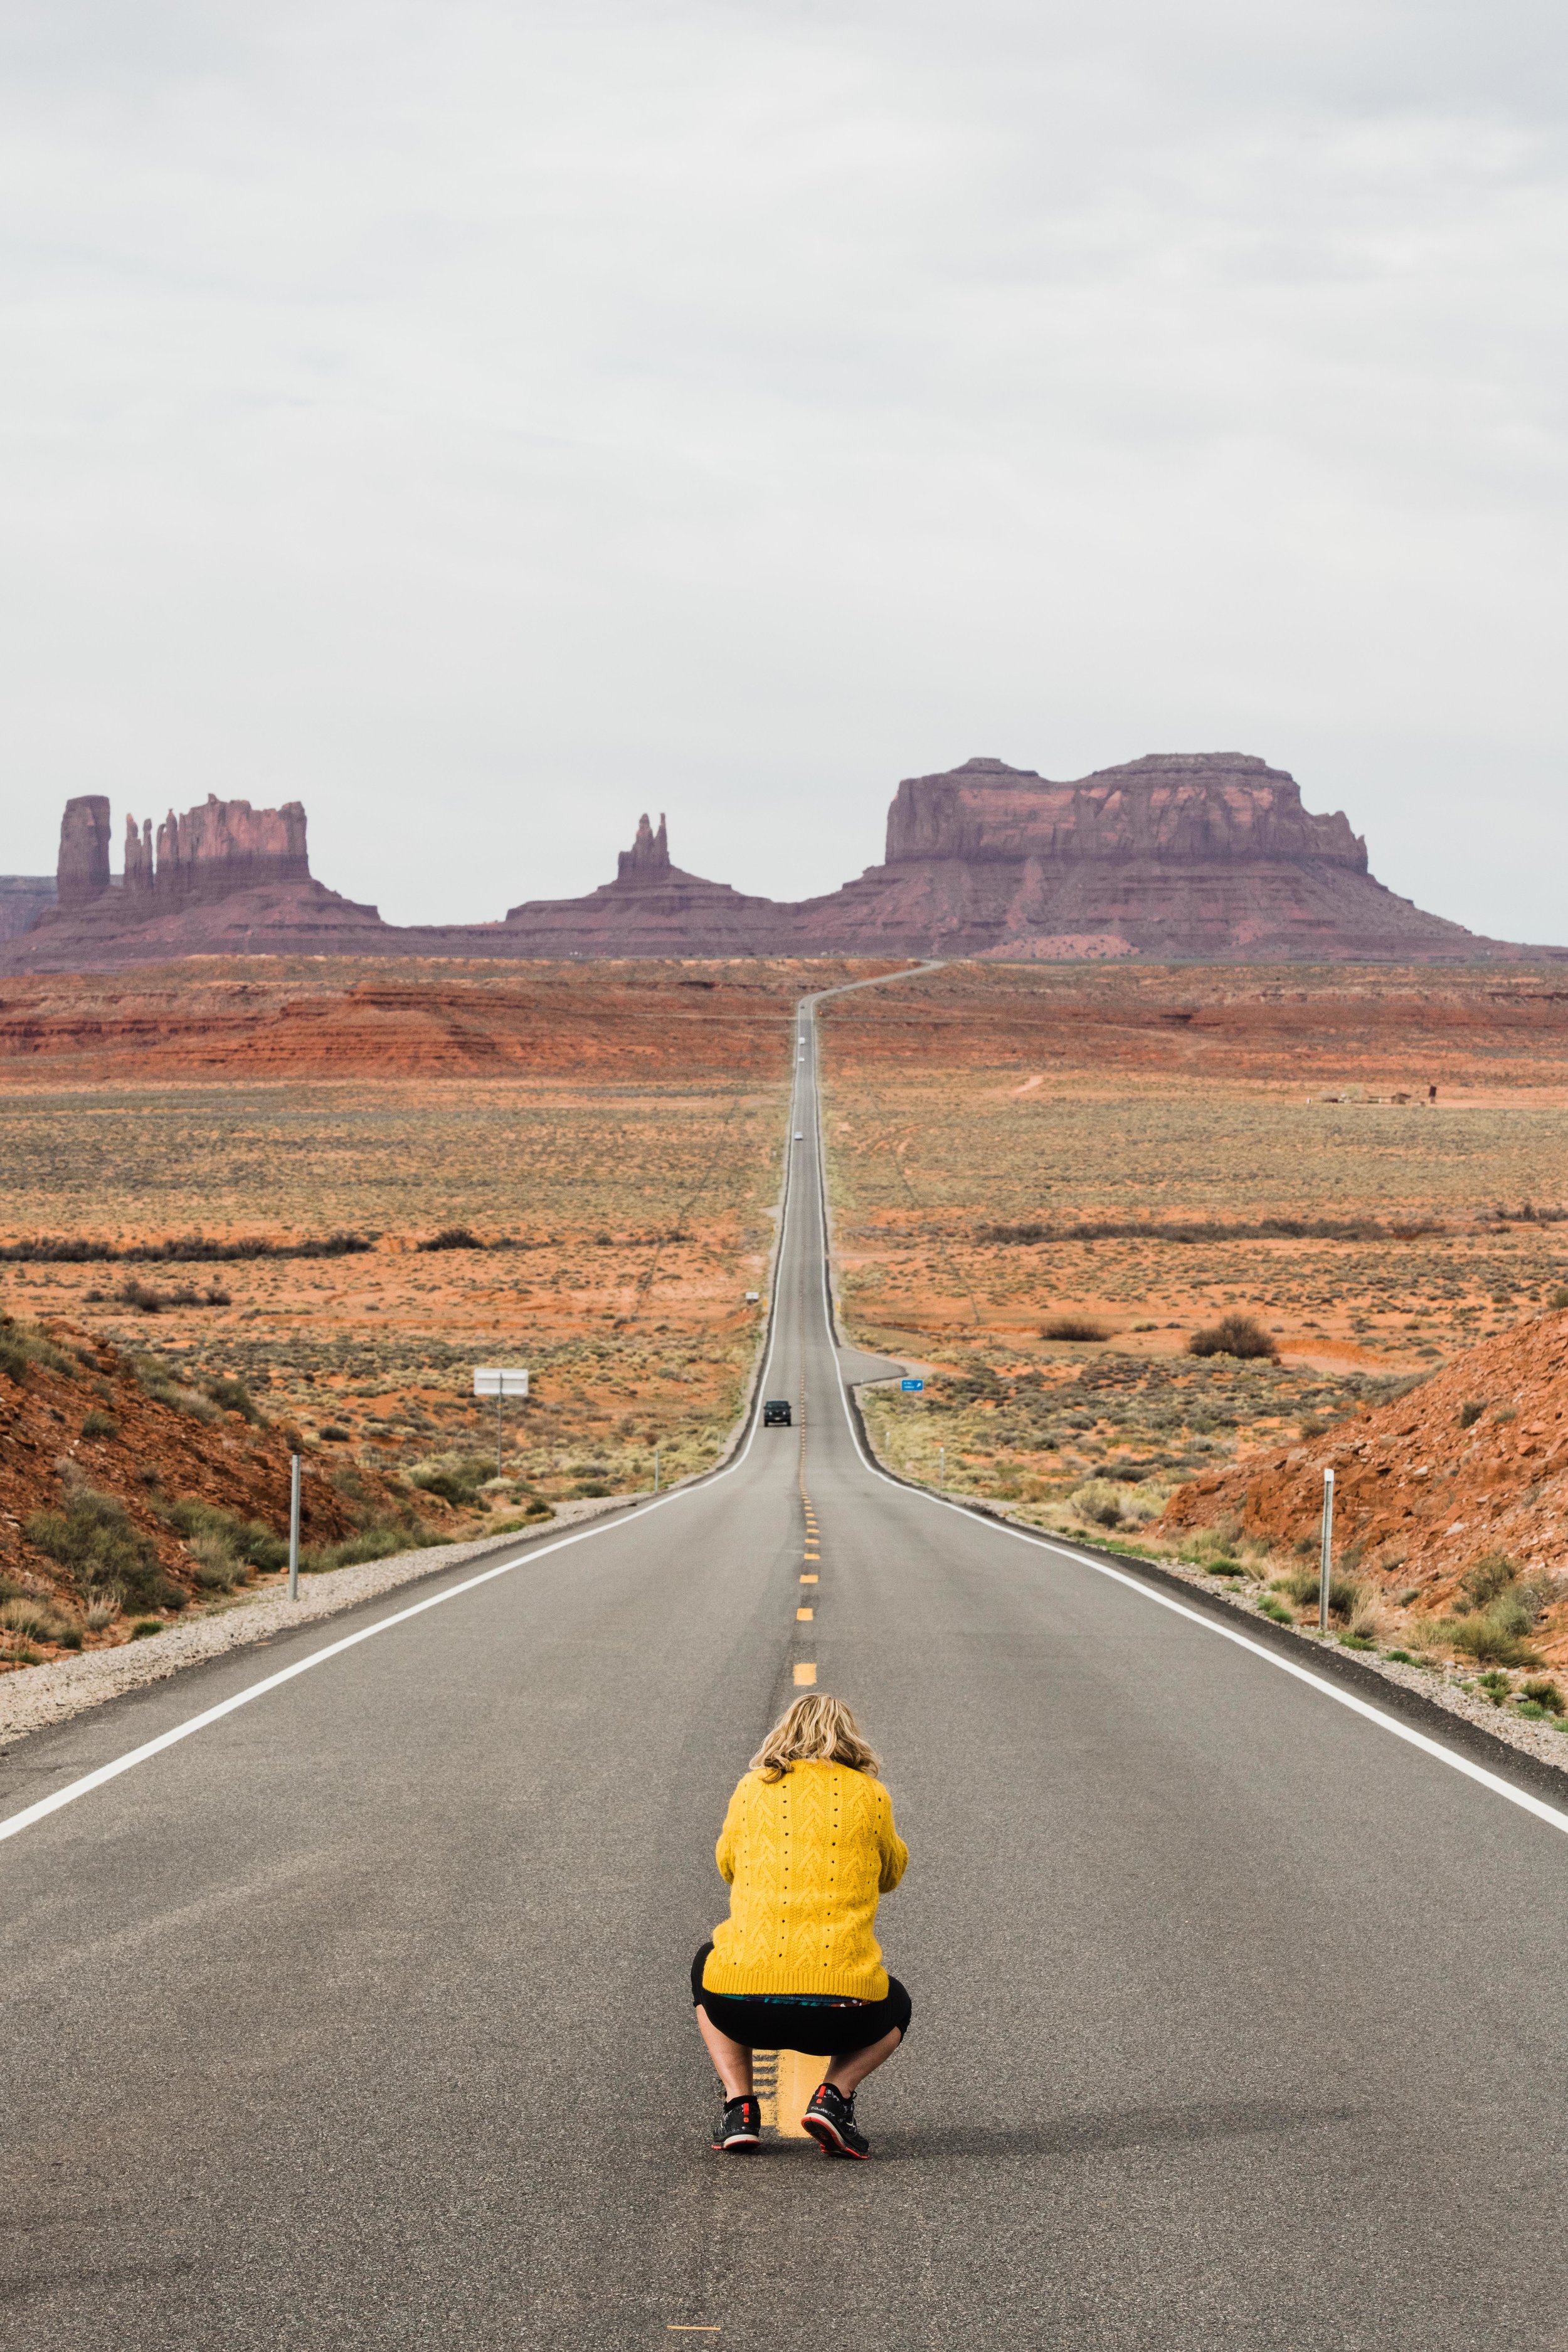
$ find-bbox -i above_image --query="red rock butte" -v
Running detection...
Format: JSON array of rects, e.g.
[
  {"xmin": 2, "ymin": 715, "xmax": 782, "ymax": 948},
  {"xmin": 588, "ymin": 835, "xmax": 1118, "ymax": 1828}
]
[{"xmin": 1, "ymin": 755, "xmax": 1559, "ymax": 969}]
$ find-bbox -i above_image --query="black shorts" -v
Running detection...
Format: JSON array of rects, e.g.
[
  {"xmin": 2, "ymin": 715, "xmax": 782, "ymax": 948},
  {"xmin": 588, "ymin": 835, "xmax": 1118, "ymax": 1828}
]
[{"xmin": 691, "ymin": 1942, "xmax": 911, "ymax": 2056}]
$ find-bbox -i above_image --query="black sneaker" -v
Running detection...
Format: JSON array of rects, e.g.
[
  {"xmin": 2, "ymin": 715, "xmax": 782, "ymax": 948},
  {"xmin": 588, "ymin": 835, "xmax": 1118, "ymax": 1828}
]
[
  {"xmin": 711, "ymin": 2094, "xmax": 762, "ymax": 2152},
  {"xmin": 802, "ymin": 2081, "xmax": 870, "ymax": 2159}
]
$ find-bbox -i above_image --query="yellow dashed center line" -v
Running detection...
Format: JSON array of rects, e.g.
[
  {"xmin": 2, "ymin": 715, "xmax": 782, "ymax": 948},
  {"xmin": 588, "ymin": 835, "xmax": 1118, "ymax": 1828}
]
[
  {"xmin": 793, "ymin": 1661, "xmax": 817, "ymax": 1686},
  {"xmin": 800, "ymin": 1573, "xmax": 817, "ymax": 1583},
  {"xmin": 797, "ymin": 1606, "xmax": 813, "ymax": 1620}
]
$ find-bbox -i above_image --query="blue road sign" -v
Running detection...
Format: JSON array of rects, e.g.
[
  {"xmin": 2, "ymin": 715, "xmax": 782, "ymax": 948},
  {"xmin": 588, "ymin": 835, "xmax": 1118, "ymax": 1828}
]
[{"xmin": 900, "ymin": 1377, "xmax": 924, "ymax": 1392}]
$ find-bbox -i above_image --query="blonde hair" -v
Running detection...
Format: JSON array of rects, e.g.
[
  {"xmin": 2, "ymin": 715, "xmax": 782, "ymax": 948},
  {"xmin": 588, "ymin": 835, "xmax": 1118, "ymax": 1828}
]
[{"xmin": 750, "ymin": 1693, "xmax": 881, "ymax": 1784}]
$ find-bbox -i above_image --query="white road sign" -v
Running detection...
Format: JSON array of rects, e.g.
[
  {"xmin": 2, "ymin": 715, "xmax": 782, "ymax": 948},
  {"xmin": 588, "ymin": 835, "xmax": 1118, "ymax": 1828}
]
[{"xmin": 474, "ymin": 1367, "xmax": 529, "ymax": 1397}]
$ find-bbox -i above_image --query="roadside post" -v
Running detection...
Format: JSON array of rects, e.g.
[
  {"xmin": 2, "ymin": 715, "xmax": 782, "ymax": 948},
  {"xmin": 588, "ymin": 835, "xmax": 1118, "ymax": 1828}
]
[
  {"xmin": 654, "ymin": 1446, "xmax": 660, "ymax": 1495},
  {"xmin": 288, "ymin": 1453, "xmax": 301, "ymax": 1601},
  {"xmin": 474, "ymin": 1365, "xmax": 529, "ymax": 1478},
  {"xmin": 938, "ymin": 1445, "xmax": 945, "ymax": 1490},
  {"xmin": 1318, "ymin": 1466, "xmax": 1335, "ymax": 1633}
]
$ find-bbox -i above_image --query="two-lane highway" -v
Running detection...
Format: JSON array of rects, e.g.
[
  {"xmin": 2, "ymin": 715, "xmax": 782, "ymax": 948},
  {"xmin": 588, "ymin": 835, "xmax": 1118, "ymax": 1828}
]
[{"xmin": 4, "ymin": 979, "xmax": 1568, "ymax": 2349}]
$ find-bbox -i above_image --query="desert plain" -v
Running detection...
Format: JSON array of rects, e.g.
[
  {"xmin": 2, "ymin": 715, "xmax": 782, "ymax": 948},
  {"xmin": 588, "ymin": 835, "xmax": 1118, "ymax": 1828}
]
[{"xmin": 5, "ymin": 954, "xmax": 1568, "ymax": 1699}]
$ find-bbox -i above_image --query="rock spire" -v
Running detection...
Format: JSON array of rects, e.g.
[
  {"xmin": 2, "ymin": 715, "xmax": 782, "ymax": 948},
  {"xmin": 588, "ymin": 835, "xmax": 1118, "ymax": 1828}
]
[{"xmin": 56, "ymin": 796, "xmax": 112, "ymax": 908}]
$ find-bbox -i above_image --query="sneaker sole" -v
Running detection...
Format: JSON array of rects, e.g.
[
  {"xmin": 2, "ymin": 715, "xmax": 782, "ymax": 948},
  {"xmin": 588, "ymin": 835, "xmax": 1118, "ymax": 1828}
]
[
  {"xmin": 711, "ymin": 2134, "xmax": 761, "ymax": 2152},
  {"xmin": 802, "ymin": 2114, "xmax": 870, "ymax": 2160}
]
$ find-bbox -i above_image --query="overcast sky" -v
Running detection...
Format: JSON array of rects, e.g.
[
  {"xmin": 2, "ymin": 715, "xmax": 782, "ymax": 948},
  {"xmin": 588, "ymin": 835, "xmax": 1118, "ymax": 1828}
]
[{"xmin": 3, "ymin": 0, "xmax": 1565, "ymax": 937}]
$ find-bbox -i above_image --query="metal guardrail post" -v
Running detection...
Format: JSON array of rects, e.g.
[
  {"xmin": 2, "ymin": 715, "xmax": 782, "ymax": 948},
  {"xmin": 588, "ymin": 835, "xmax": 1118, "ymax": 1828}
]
[
  {"xmin": 289, "ymin": 1452, "xmax": 301, "ymax": 1601},
  {"xmin": 1318, "ymin": 1466, "xmax": 1335, "ymax": 1633}
]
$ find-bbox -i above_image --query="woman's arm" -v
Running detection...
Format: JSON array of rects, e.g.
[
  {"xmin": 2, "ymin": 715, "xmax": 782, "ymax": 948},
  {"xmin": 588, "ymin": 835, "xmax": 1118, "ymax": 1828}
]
[
  {"xmin": 714, "ymin": 1780, "xmax": 745, "ymax": 1883},
  {"xmin": 877, "ymin": 1792, "xmax": 909, "ymax": 1892}
]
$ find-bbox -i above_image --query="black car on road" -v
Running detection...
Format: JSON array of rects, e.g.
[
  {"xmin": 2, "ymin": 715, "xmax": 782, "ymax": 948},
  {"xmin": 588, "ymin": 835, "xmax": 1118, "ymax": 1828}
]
[{"xmin": 762, "ymin": 1399, "xmax": 793, "ymax": 1427}]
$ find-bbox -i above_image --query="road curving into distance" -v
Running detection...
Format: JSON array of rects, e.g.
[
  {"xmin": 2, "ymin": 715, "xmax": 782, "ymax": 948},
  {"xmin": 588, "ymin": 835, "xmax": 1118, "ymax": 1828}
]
[{"xmin": 2, "ymin": 969, "xmax": 1567, "ymax": 2349}]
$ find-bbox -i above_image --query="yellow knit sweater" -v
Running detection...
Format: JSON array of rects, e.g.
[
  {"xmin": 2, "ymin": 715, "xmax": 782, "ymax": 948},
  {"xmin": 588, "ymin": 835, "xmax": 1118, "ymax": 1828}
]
[{"xmin": 702, "ymin": 1760, "xmax": 908, "ymax": 2000}]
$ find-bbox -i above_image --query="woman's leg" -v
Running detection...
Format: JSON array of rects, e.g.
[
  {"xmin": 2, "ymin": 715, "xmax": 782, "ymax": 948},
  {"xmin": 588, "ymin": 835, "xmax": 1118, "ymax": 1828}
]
[
  {"xmin": 696, "ymin": 2004, "xmax": 755, "ymax": 2098},
  {"xmin": 823, "ymin": 2025, "xmax": 901, "ymax": 2097}
]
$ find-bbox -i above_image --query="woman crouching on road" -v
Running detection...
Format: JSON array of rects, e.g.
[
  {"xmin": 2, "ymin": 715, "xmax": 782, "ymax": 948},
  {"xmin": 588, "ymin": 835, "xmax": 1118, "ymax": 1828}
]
[{"xmin": 692, "ymin": 1693, "xmax": 910, "ymax": 2160}]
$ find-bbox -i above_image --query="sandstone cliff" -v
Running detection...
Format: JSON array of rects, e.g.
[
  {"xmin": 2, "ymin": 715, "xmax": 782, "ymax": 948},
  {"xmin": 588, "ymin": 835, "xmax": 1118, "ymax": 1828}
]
[
  {"xmin": 6, "ymin": 793, "xmax": 379, "ymax": 970},
  {"xmin": 3, "ymin": 755, "xmax": 1557, "ymax": 971},
  {"xmin": 122, "ymin": 794, "xmax": 310, "ymax": 903},
  {"xmin": 785, "ymin": 753, "xmax": 1501, "ymax": 962}
]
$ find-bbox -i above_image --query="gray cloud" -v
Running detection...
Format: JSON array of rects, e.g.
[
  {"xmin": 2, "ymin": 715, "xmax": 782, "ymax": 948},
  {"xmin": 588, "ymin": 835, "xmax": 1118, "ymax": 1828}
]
[{"xmin": 2, "ymin": 0, "xmax": 1564, "ymax": 936}]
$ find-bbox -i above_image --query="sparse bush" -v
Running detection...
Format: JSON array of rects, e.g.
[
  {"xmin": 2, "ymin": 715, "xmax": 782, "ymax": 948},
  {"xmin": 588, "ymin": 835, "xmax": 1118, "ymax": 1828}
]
[
  {"xmin": 1043, "ymin": 1314, "xmax": 1108, "ymax": 1343},
  {"xmin": 132, "ymin": 1357, "xmax": 220, "ymax": 1422},
  {"xmin": 1298, "ymin": 1416, "xmax": 1328, "ymax": 1439},
  {"xmin": 319, "ymin": 1424, "xmax": 351, "ymax": 1443},
  {"xmin": 408, "ymin": 1454, "xmax": 492, "ymax": 1508},
  {"xmin": 1476, "ymin": 1670, "xmax": 1512, "ymax": 1705},
  {"xmin": 187, "ymin": 1534, "xmax": 241, "ymax": 1592},
  {"xmin": 1258, "ymin": 1597, "xmax": 1293, "ymax": 1624},
  {"xmin": 302, "ymin": 1522, "xmax": 435, "ymax": 1573},
  {"xmin": 202, "ymin": 1374, "xmax": 260, "ymax": 1422},
  {"xmin": 117, "ymin": 1278, "xmax": 231, "ymax": 1313},
  {"xmin": 128, "ymin": 1619, "xmax": 164, "ymax": 1640},
  {"xmin": 0, "ymin": 1596, "xmax": 73, "ymax": 1646},
  {"xmin": 164, "ymin": 1498, "xmax": 287, "ymax": 1575},
  {"xmin": 1459, "ymin": 1552, "xmax": 1522, "ymax": 1614},
  {"xmin": 1458, "ymin": 1399, "xmax": 1485, "ymax": 1429},
  {"xmin": 1493, "ymin": 1406, "xmax": 1517, "ymax": 1425},
  {"xmin": 83, "ymin": 1594, "xmax": 120, "ymax": 1632},
  {"xmin": 1188, "ymin": 1314, "xmax": 1278, "ymax": 1361},
  {"xmin": 1549, "ymin": 1288, "xmax": 1568, "ymax": 1311},
  {"xmin": 416, "ymin": 1227, "xmax": 485, "ymax": 1253},
  {"xmin": 0, "ymin": 1316, "xmax": 73, "ymax": 1385},
  {"xmin": 1446, "ymin": 1614, "xmax": 1541, "ymax": 1668},
  {"xmin": 1069, "ymin": 1478, "xmax": 1124, "ymax": 1528},
  {"xmin": 24, "ymin": 1485, "xmax": 183, "ymax": 1613},
  {"xmin": 80, "ymin": 1409, "xmax": 119, "ymax": 1439},
  {"xmin": 1521, "ymin": 1677, "xmax": 1565, "ymax": 1714}
]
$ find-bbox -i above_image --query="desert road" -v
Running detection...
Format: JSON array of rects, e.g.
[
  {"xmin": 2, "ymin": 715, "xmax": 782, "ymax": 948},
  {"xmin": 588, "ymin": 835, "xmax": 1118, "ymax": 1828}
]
[{"xmin": 3, "ymin": 980, "xmax": 1568, "ymax": 2351}]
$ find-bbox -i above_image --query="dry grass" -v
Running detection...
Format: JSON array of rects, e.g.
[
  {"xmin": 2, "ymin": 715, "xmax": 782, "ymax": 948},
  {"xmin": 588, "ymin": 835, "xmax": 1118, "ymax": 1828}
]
[
  {"xmin": 822, "ymin": 962, "xmax": 1568, "ymax": 1701},
  {"xmin": 0, "ymin": 1072, "xmax": 791, "ymax": 1509}
]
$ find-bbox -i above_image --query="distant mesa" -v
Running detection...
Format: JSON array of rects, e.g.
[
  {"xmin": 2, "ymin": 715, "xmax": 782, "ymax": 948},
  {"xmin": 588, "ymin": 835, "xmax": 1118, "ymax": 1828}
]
[
  {"xmin": 1, "ymin": 755, "xmax": 1559, "ymax": 970},
  {"xmin": 120, "ymin": 793, "xmax": 310, "ymax": 904},
  {"xmin": 5, "ymin": 790, "xmax": 384, "ymax": 965}
]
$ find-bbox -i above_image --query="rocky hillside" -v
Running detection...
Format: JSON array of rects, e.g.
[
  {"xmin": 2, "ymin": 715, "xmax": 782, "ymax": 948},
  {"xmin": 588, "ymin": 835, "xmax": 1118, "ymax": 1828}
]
[
  {"xmin": 0, "ymin": 1309, "xmax": 462, "ymax": 1666},
  {"xmin": 1160, "ymin": 1308, "xmax": 1568, "ymax": 1666}
]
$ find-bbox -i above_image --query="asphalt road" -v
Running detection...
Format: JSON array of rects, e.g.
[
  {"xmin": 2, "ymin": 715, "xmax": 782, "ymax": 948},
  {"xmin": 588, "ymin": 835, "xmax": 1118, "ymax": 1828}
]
[{"xmin": 4, "ymin": 978, "xmax": 1568, "ymax": 2351}]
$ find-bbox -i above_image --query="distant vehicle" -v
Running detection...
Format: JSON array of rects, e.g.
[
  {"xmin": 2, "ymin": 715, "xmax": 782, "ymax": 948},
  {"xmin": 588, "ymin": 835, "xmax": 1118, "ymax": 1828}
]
[
  {"xmin": 793, "ymin": 1131, "xmax": 803, "ymax": 1140},
  {"xmin": 763, "ymin": 1399, "xmax": 793, "ymax": 1427}
]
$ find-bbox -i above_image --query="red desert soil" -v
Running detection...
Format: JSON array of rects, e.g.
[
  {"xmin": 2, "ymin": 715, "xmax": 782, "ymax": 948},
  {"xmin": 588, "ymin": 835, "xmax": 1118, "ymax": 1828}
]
[
  {"xmin": 1160, "ymin": 1308, "xmax": 1568, "ymax": 1665},
  {"xmin": 0, "ymin": 956, "xmax": 906, "ymax": 1083},
  {"xmin": 820, "ymin": 960, "xmax": 1568, "ymax": 1086}
]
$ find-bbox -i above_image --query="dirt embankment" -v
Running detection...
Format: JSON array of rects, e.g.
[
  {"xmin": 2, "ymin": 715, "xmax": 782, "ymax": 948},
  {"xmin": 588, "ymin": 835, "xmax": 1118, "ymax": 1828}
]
[
  {"xmin": 1161, "ymin": 1308, "xmax": 1568, "ymax": 1659},
  {"xmin": 0, "ymin": 957, "xmax": 905, "ymax": 1084},
  {"xmin": 0, "ymin": 1312, "xmax": 457, "ymax": 1665}
]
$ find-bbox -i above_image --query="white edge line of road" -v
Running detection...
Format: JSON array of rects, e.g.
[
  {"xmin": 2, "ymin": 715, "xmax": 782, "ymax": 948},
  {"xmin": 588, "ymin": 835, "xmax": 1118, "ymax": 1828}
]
[
  {"xmin": 799, "ymin": 1004, "xmax": 1568, "ymax": 1846},
  {"xmin": 0, "ymin": 1029, "xmax": 834, "ymax": 1850}
]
